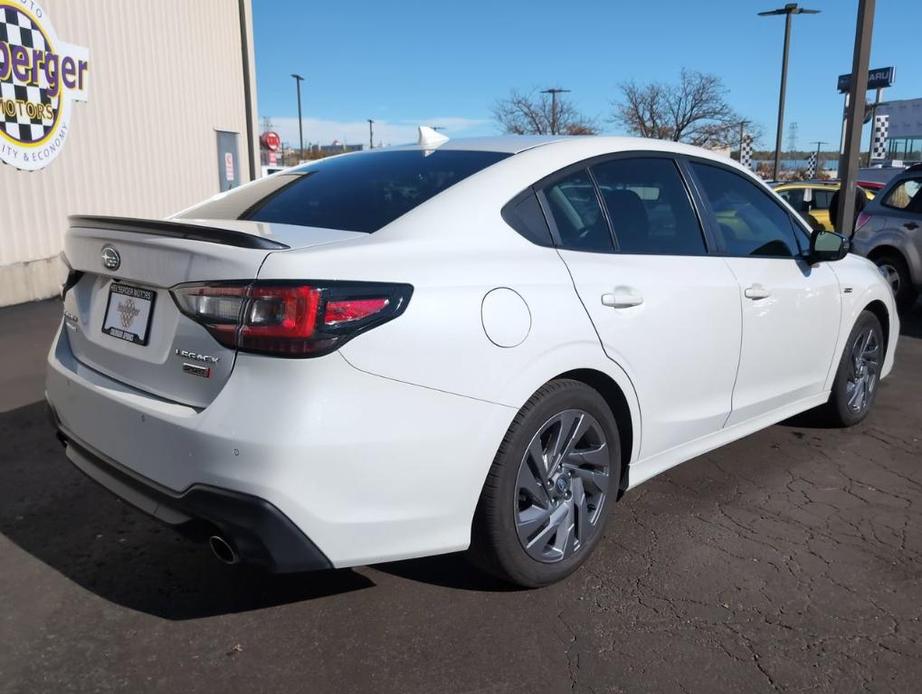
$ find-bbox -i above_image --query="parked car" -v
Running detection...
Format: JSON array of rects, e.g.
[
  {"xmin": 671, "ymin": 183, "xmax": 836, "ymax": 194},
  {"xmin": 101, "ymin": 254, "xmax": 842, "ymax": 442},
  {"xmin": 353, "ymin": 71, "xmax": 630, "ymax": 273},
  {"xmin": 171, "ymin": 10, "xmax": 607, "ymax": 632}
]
[
  {"xmin": 47, "ymin": 132, "xmax": 898, "ymax": 587},
  {"xmin": 851, "ymin": 163, "xmax": 922, "ymax": 312},
  {"xmin": 773, "ymin": 180, "xmax": 875, "ymax": 231}
]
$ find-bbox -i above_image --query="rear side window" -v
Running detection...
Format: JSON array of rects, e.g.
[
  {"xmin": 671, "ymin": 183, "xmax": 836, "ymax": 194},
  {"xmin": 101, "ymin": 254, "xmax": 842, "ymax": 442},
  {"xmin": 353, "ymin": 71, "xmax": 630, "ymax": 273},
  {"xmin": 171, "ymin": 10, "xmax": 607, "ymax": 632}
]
[
  {"xmin": 502, "ymin": 191, "xmax": 553, "ymax": 246},
  {"xmin": 813, "ymin": 189, "xmax": 833, "ymax": 210},
  {"xmin": 542, "ymin": 170, "xmax": 614, "ymax": 253},
  {"xmin": 692, "ymin": 162, "xmax": 800, "ymax": 258},
  {"xmin": 883, "ymin": 177, "xmax": 922, "ymax": 212},
  {"xmin": 178, "ymin": 150, "xmax": 509, "ymax": 233},
  {"xmin": 777, "ymin": 188, "xmax": 805, "ymax": 210},
  {"xmin": 590, "ymin": 158, "xmax": 706, "ymax": 255}
]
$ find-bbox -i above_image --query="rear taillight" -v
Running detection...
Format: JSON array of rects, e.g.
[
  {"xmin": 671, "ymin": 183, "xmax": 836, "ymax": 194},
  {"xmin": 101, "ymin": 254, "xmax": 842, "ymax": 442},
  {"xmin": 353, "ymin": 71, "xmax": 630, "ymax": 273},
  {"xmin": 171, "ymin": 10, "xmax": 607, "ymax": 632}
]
[
  {"xmin": 171, "ymin": 281, "xmax": 412, "ymax": 357},
  {"xmin": 60, "ymin": 254, "xmax": 83, "ymax": 299},
  {"xmin": 854, "ymin": 212, "xmax": 872, "ymax": 233}
]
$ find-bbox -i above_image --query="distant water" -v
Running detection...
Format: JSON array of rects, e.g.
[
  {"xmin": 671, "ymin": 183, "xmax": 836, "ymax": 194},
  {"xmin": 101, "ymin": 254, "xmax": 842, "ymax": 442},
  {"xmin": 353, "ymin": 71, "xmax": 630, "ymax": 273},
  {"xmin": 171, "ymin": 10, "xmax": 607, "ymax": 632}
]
[{"xmin": 752, "ymin": 159, "xmax": 838, "ymax": 170}]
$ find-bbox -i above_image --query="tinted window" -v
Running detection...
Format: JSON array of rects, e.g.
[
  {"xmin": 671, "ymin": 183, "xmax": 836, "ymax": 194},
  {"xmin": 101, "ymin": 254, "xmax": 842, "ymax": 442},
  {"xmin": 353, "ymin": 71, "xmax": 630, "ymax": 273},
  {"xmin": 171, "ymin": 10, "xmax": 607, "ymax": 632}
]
[
  {"xmin": 542, "ymin": 170, "xmax": 614, "ymax": 253},
  {"xmin": 591, "ymin": 158, "xmax": 706, "ymax": 255},
  {"xmin": 692, "ymin": 163, "xmax": 800, "ymax": 258},
  {"xmin": 178, "ymin": 150, "xmax": 509, "ymax": 233},
  {"xmin": 813, "ymin": 189, "xmax": 833, "ymax": 210},
  {"xmin": 502, "ymin": 191, "xmax": 553, "ymax": 246},
  {"xmin": 883, "ymin": 177, "xmax": 922, "ymax": 212},
  {"xmin": 777, "ymin": 188, "xmax": 805, "ymax": 210}
]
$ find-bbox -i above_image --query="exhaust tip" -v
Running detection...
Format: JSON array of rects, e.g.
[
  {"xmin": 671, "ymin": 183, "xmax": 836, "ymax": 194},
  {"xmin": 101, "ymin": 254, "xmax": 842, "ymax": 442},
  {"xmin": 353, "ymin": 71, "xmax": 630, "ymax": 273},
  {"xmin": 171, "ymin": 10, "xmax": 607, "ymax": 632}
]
[{"xmin": 209, "ymin": 535, "xmax": 239, "ymax": 565}]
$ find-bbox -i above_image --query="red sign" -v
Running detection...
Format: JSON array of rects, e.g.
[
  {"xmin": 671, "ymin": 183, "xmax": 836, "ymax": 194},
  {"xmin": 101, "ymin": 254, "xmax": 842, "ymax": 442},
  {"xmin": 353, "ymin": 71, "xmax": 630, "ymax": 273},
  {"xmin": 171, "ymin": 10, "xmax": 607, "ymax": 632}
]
[
  {"xmin": 261, "ymin": 131, "xmax": 281, "ymax": 152},
  {"xmin": 225, "ymin": 152, "xmax": 235, "ymax": 182}
]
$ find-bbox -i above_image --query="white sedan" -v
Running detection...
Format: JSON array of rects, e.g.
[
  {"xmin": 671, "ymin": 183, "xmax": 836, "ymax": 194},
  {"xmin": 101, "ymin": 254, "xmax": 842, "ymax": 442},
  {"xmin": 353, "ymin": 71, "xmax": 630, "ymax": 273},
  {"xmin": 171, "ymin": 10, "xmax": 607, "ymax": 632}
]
[{"xmin": 47, "ymin": 131, "xmax": 898, "ymax": 587}]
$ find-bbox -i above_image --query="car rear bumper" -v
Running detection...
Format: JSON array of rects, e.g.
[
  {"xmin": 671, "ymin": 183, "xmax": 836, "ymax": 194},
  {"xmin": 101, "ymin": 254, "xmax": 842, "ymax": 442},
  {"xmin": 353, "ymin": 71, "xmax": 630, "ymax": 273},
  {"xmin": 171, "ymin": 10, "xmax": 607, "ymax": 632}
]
[
  {"xmin": 46, "ymin": 322, "xmax": 514, "ymax": 568},
  {"xmin": 50, "ymin": 408, "xmax": 332, "ymax": 572}
]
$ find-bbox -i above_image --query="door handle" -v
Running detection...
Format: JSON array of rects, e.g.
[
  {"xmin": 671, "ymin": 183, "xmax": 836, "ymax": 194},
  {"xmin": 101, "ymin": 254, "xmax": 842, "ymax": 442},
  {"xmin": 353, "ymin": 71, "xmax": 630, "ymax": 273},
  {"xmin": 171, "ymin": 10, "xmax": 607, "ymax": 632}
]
[
  {"xmin": 744, "ymin": 284, "xmax": 772, "ymax": 300},
  {"xmin": 601, "ymin": 290, "xmax": 644, "ymax": 308},
  {"xmin": 904, "ymin": 222, "xmax": 919, "ymax": 230}
]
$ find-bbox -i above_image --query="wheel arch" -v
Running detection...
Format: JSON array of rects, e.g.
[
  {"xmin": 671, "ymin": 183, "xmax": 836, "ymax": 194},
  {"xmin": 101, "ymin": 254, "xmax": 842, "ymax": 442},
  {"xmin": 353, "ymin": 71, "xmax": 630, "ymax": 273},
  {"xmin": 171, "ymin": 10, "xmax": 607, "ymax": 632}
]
[
  {"xmin": 554, "ymin": 368, "xmax": 634, "ymax": 497},
  {"xmin": 863, "ymin": 299, "xmax": 891, "ymax": 360}
]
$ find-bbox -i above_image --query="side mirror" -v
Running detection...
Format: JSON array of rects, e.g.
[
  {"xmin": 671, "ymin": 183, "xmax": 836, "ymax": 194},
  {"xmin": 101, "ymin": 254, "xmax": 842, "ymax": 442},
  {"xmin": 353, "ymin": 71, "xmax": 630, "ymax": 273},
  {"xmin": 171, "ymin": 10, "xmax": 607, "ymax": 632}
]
[{"xmin": 809, "ymin": 230, "xmax": 849, "ymax": 263}]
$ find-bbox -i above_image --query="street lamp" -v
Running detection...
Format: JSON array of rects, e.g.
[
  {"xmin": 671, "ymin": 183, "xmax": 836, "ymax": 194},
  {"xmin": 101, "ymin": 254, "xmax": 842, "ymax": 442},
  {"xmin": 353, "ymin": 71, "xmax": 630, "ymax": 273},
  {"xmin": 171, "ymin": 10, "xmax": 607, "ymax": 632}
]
[
  {"xmin": 759, "ymin": 4, "xmax": 819, "ymax": 181},
  {"xmin": 540, "ymin": 88, "xmax": 571, "ymax": 135},
  {"xmin": 291, "ymin": 73, "xmax": 305, "ymax": 160}
]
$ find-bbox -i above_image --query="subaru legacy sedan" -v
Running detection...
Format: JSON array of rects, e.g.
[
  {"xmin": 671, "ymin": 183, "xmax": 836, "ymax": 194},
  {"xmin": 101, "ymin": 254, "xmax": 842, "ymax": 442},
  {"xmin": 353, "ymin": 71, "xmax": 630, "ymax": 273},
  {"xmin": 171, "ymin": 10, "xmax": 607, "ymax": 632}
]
[{"xmin": 47, "ymin": 132, "xmax": 897, "ymax": 587}]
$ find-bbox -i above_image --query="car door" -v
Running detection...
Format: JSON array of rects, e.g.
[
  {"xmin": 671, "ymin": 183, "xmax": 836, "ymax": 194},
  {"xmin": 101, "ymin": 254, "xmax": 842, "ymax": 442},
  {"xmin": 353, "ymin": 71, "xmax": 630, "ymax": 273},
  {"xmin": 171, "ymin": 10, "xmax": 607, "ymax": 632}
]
[
  {"xmin": 688, "ymin": 161, "xmax": 841, "ymax": 426},
  {"xmin": 544, "ymin": 156, "xmax": 742, "ymax": 461}
]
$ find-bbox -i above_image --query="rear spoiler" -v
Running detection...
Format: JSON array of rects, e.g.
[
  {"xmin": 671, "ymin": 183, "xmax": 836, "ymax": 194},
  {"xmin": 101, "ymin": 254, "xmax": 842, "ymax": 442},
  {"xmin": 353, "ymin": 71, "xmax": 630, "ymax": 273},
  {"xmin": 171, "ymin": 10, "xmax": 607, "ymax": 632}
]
[{"xmin": 68, "ymin": 215, "xmax": 290, "ymax": 251}]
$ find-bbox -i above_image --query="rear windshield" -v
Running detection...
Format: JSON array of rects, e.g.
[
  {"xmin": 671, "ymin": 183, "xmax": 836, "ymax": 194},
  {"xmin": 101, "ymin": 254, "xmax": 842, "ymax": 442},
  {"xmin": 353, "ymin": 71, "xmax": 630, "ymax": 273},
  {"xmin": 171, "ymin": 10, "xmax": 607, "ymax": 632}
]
[{"xmin": 178, "ymin": 149, "xmax": 510, "ymax": 233}]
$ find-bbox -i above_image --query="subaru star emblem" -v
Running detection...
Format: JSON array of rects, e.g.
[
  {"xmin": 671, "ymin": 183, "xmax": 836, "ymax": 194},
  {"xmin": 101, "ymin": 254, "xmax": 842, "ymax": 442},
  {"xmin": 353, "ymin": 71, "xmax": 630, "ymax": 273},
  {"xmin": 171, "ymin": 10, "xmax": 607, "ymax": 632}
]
[{"xmin": 101, "ymin": 246, "xmax": 121, "ymax": 271}]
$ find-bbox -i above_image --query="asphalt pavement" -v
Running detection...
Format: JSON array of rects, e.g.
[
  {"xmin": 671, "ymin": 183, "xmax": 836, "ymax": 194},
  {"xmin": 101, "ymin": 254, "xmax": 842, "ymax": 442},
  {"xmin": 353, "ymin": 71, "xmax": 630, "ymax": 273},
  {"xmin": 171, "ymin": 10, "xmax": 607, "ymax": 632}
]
[{"xmin": 1, "ymin": 298, "xmax": 920, "ymax": 693}]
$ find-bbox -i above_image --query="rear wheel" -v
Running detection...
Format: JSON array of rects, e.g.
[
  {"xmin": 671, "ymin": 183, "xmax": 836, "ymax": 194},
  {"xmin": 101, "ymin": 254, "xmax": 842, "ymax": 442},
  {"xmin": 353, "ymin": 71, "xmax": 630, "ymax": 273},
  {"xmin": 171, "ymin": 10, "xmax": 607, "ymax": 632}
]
[
  {"xmin": 873, "ymin": 251, "xmax": 917, "ymax": 313},
  {"xmin": 824, "ymin": 311, "xmax": 884, "ymax": 427},
  {"xmin": 469, "ymin": 380, "xmax": 620, "ymax": 587}
]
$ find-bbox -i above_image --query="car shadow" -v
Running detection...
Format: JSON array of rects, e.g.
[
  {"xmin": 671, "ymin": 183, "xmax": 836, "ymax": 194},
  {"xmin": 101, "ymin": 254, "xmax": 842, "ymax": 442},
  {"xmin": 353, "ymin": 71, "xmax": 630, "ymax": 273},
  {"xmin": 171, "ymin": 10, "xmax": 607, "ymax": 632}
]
[{"xmin": 0, "ymin": 401, "xmax": 373, "ymax": 620}]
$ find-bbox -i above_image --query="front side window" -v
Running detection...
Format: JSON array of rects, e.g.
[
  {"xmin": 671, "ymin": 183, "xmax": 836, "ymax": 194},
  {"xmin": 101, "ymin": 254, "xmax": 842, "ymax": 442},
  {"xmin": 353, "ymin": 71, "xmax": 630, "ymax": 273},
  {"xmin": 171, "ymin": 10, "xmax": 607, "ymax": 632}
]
[
  {"xmin": 590, "ymin": 158, "xmax": 707, "ymax": 255},
  {"xmin": 178, "ymin": 149, "xmax": 510, "ymax": 233},
  {"xmin": 692, "ymin": 163, "xmax": 800, "ymax": 258},
  {"xmin": 883, "ymin": 178, "xmax": 922, "ymax": 212},
  {"xmin": 542, "ymin": 170, "xmax": 614, "ymax": 253}
]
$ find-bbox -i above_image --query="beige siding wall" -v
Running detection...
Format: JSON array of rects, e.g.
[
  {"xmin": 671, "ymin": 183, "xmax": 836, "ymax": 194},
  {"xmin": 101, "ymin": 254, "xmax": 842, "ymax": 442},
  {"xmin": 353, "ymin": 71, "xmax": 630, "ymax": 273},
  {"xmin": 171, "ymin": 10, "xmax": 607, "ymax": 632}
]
[{"xmin": 0, "ymin": 0, "xmax": 256, "ymax": 306}]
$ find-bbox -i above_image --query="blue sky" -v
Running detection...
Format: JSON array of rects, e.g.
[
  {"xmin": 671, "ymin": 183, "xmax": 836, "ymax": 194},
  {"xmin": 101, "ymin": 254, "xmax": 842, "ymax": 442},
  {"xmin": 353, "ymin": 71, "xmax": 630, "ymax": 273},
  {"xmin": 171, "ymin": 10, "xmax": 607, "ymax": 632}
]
[{"xmin": 252, "ymin": 0, "xmax": 922, "ymax": 151}]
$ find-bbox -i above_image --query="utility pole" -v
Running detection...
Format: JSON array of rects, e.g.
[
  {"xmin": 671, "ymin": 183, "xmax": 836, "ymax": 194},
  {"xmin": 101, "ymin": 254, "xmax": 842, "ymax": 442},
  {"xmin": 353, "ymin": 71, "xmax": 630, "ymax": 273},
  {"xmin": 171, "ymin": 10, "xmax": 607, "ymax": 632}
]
[
  {"xmin": 367, "ymin": 119, "xmax": 374, "ymax": 150},
  {"xmin": 836, "ymin": 0, "xmax": 875, "ymax": 236},
  {"xmin": 759, "ymin": 4, "xmax": 820, "ymax": 181},
  {"xmin": 540, "ymin": 87, "xmax": 571, "ymax": 135},
  {"xmin": 291, "ymin": 73, "xmax": 305, "ymax": 160}
]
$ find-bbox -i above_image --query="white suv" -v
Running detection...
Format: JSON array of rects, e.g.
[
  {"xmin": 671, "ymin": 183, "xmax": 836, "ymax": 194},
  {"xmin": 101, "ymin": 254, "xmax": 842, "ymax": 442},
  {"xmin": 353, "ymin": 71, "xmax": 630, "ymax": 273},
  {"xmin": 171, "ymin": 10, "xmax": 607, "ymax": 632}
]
[{"xmin": 47, "ymin": 133, "xmax": 897, "ymax": 586}]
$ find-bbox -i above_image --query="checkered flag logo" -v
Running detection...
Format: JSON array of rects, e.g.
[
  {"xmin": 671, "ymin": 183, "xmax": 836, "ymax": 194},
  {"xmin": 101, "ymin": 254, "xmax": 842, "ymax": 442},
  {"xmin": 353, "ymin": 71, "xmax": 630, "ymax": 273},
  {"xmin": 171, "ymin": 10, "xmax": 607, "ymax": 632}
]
[
  {"xmin": 806, "ymin": 151, "xmax": 817, "ymax": 179},
  {"xmin": 871, "ymin": 114, "xmax": 889, "ymax": 161},
  {"xmin": 740, "ymin": 134, "xmax": 753, "ymax": 169},
  {"xmin": 0, "ymin": 5, "xmax": 58, "ymax": 145}
]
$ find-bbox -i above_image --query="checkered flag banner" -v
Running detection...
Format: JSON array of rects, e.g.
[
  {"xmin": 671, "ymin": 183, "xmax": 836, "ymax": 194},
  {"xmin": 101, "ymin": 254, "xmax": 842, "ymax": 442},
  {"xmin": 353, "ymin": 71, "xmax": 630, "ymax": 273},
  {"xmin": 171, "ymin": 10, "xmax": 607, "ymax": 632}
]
[
  {"xmin": 871, "ymin": 114, "xmax": 889, "ymax": 161},
  {"xmin": 0, "ymin": 7, "xmax": 57, "ymax": 144},
  {"xmin": 806, "ymin": 151, "xmax": 817, "ymax": 179},
  {"xmin": 740, "ymin": 134, "xmax": 754, "ymax": 169}
]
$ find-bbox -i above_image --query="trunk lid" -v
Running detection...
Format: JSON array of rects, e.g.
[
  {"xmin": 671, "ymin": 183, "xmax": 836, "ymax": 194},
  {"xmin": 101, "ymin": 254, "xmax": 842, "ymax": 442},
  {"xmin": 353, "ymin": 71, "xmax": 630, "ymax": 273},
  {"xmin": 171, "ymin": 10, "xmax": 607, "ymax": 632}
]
[{"xmin": 62, "ymin": 216, "xmax": 364, "ymax": 408}]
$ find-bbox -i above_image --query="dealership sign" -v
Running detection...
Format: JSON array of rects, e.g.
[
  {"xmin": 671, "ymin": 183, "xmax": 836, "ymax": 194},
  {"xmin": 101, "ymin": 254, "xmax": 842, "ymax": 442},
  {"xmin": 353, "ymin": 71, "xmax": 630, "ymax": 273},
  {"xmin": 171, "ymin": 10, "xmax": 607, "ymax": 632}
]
[
  {"xmin": 0, "ymin": 0, "xmax": 89, "ymax": 170},
  {"xmin": 837, "ymin": 67, "xmax": 895, "ymax": 94}
]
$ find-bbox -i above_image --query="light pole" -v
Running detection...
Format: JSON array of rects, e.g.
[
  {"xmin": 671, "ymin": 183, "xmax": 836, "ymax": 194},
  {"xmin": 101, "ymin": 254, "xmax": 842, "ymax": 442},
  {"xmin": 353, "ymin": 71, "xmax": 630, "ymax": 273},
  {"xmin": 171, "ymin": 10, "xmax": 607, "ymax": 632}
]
[
  {"xmin": 367, "ymin": 119, "xmax": 374, "ymax": 150},
  {"xmin": 540, "ymin": 87, "xmax": 571, "ymax": 135},
  {"xmin": 759, "ymin": 4, "xmax": 819, "ymax": 181},
  {"xmin": 291, "ymin": 73, "xmax": 305, "ymax": 160},
  {"xmin": 811, "ymin": 140, "xmax": 827, "ymax": 177},
  {"xmin": 738, "ymin": 119, "xmax": 751, "ymax": 162}
]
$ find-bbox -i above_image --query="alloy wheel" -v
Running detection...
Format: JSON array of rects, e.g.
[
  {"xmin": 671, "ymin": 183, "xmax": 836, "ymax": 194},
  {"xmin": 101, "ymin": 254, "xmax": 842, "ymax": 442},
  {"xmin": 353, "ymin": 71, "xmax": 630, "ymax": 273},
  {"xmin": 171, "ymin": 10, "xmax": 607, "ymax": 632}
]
[
  {"xmin": 514, "ymin": 409, "xmax": 610, "ymax": 563},
  {"xmin": 877, "ymin": 263, "xmax": 901, "ymax": 295},
  {"xmin": 845, "ymin": 327, "xmax": 881, "ymax": 414}
]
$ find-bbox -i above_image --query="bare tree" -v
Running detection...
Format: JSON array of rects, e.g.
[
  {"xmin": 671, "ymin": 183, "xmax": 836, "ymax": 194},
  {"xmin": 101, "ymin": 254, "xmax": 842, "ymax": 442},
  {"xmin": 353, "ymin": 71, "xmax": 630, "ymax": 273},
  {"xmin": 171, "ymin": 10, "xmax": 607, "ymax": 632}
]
[
  {"xmin": 614, "ymin": 70, "xmax": 745, "ymax": 148},
  {"xmin": 493, "ymin": 89, "xmax": 598, "ymax": 136}
]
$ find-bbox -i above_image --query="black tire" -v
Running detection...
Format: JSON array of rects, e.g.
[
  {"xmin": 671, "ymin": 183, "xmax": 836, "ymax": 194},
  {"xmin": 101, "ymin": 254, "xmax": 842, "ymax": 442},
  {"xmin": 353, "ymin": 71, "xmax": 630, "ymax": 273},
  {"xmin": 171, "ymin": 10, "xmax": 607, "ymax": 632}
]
[
  {"xmin": 469, "ymin": 379, "xmax": 620, "ymax": 587},
  {"xmin": 872, "ymin": 251, "xmax": 917, "ymax": 313},
  {"xmin": 824, "ymin": 311, "xmax": 884, "ymax": 427}
]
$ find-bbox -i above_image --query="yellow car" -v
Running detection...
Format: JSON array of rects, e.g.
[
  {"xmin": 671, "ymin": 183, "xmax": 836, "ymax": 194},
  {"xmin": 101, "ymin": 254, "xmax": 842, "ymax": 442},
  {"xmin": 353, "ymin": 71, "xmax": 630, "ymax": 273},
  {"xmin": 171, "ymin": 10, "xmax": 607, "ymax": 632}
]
[{"xmin": 772, "ymin": 181, "xmax": 875, "ymax": 231}]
